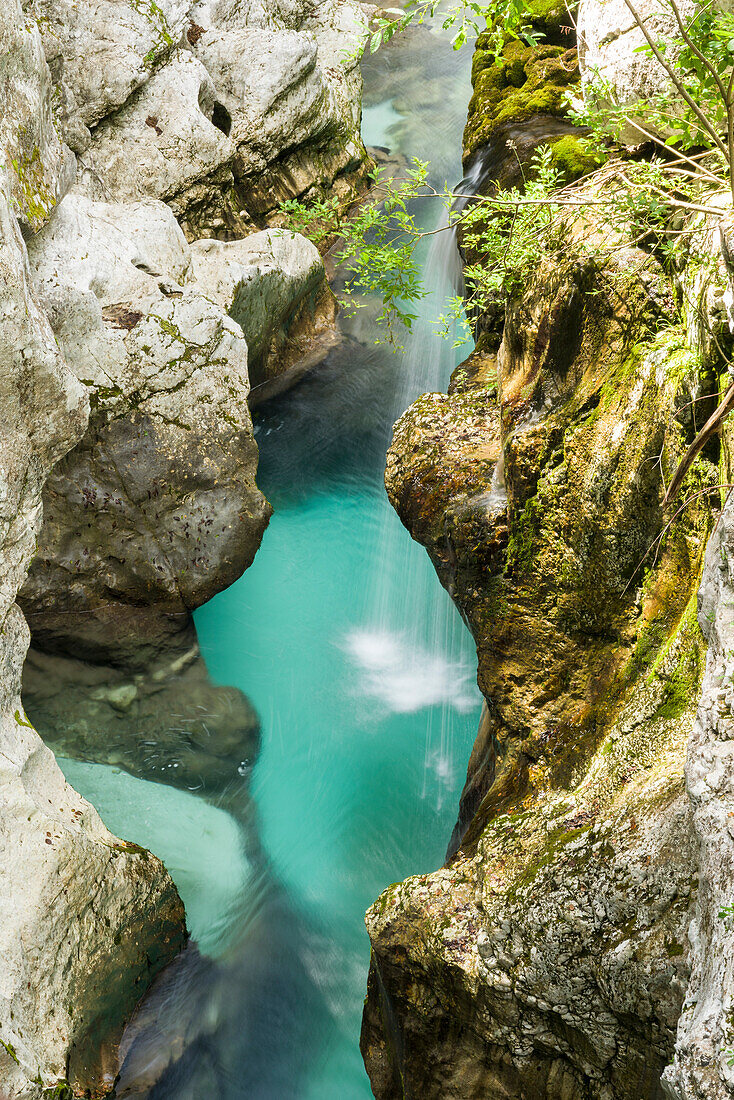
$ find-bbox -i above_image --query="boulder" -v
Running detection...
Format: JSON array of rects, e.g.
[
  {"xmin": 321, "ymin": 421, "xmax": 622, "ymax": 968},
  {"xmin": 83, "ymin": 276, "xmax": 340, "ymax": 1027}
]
[
  {"xmin": 22, "ymin": 633, "xmax": 261, "ymax": 802},
  {"xmin": 189, "ymin": 229, "xmax": 337, "ymax": 399},
  {"xmin": 18, "ymin": 192, "xmax": 272, "ymax": 666},
  {"xmin": 71, "ymin": 0, "xmax": 368, "ymax": 235},
  {"xmin": 76, "ymin": 51, "xmax": 240, "ymax": 239}
]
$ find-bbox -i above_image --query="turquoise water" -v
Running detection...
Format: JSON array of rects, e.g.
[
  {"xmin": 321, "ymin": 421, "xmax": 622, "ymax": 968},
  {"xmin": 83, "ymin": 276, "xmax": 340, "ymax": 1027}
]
[
  {"xmin": 59, "ymin": 21, "xmax": 479, "ymax": 1099},
  {"xmin": 60, "ymin": 758, "xmax": 252, "ymax": 958},
  {"xmin": 192, "ymin": 28, "xmax": 480, "ymax": 1093}
]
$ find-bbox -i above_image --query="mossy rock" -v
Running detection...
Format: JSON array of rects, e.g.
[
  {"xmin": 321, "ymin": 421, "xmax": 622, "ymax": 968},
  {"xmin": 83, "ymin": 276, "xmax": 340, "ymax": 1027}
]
[
  {"xmin": 549, "ymin": 134, "xmax": 607, "ymax": 182},
  {"xmin": 464, "ymin": 43, "xmax": 579, "ymax": 159}
]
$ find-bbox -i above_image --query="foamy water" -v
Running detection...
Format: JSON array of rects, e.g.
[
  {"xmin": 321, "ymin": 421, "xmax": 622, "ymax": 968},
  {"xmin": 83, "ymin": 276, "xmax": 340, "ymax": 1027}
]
[{"xmin": 345, "ymin": 627, "xmax": 477, "ymax": 713}]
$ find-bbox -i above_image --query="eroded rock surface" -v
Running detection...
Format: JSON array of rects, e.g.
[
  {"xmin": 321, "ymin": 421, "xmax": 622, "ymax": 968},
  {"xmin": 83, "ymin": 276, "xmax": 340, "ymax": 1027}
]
[
  {"xmin": 363, "ymin": 194, "xmax": 723, "ymax": 1098},
  {"xmin": 0, "ymin": 7, "xmax": 187, "ymax": 1093},
  {"xmin": 53, "ymin": 0, "xmax": 369, "ymax": 237},
  {"xmin": 18, "ymin": 192, "xmax": 273, "ymax": 665},
  {"xmin": 190, "ymin": 229, "xmax": 337, "ymax": 399}
]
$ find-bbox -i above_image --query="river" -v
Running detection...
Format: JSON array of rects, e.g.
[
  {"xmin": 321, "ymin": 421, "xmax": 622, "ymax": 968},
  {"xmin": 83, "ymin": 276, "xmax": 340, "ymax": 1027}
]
[{"xmin": 59, "ymin": 17, "xmax": 479, "ymax": 1098}]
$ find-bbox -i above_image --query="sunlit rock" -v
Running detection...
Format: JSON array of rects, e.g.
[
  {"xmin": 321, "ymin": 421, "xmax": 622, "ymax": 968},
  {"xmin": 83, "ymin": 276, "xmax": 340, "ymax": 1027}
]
[{"xmin": 19, "ymin": 192, "xmax": 271, "ymax": 665}]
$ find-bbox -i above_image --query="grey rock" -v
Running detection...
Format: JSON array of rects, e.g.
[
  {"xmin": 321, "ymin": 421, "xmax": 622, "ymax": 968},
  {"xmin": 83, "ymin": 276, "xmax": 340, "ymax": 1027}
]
[
  {"xmin": 27, "ymin": 0, "xmax": 189, "ymax": 152},
  {"xmin": 71, "ymin": 0, "xmax": 367, "ymax": 234},
  {"xmin": 0, "ymin": 122, "xmax": 185, "ymax": 1099},
  {"xmin": 18, "ymin": 192, "xmax": 272, "ymax": 665},
  {"xmin": 0, "ymin": 0, "xmax": 76, "ymax": 233},
  {"xmin": 189, "ymin": 229, "xmax": 338, "ymax": 397},
  {"xmin": 662, "ymin": 501, "xmax": 734, "ymax": 1099}
]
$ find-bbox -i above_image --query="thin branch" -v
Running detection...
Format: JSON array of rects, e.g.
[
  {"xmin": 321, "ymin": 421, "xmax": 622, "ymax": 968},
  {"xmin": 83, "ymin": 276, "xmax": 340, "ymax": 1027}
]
[
  {"xmin": 620, "ymin": 0, "xmax": 728, "ymax": 156},
  {"xmin": 662, "ymin": 0, "xmax": 729, "ymax": 105},
  {"xmin": 623, "ymin": 483, "xmax": 734, "ymax": 593},
  {"xmin": 663, "ymin": 380, "xmax": 734, "ymax": 506}
]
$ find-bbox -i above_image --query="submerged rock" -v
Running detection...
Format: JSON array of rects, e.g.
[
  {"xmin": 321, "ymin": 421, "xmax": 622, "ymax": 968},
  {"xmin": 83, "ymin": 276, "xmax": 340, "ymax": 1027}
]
[{"xmin": 22, "ymin": 632, "xmax": 260, "ymax": 802}]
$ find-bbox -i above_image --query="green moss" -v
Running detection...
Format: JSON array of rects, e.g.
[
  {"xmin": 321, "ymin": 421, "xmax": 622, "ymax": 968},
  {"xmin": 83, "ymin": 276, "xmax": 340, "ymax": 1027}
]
[
  {"xmin": 1, "ymin": 1039, "xmax": 19, "ymax": 1065},
  {"xmin": 41, "ymin": 1083, "xmax": 73, "ymax": 1100},
  {"xmin": 506, "ymin": 496, "xmax": 543, "ymax": 574},
  {"xmin": 507, "ymin": 824, "xmax": 590, "ymax": 899},
  {"xmin": 10, "ymin": 143, "xmax": 56, "ymax": 230},
  {"xmin": 129, "ymin": 0, "xmax": 174, "ymax": 65},
  {"xmin": 549, "ymin": 135, "xmax": 606, "ymax": 183},
  {"xmin": 464, "ymin": 43, "xmax": 579, "ymax": 157}
]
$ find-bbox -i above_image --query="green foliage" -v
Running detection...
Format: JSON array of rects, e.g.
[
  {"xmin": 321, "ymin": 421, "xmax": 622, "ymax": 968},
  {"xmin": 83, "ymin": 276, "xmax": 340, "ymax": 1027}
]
[
  {"xmin": 282, "ymin": 161, "xmax": 433, "ymax": 343},
  {"xmin": 312, "ymin": 0, "xmax": 734, "ymax": 349},
  {"xmin": 349, "ymin": 0, "xmax": 542, "ymax": 62},
  {"xmin": 460, "ymin": 143, "xmax": 565, "ymax": 305}
]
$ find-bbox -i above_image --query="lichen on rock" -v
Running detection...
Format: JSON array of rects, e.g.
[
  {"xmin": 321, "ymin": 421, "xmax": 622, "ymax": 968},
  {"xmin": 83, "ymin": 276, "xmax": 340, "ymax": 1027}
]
[{"xmin": 363, "ymin": 173, "xmax": 728, "ymax": 1097}]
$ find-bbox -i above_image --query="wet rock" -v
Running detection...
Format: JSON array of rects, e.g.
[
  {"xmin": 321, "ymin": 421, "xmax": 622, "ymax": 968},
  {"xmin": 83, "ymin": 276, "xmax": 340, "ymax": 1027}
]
[{"xmin": 18, "ymin": 192, "xmax": 272, "ymax": 666}]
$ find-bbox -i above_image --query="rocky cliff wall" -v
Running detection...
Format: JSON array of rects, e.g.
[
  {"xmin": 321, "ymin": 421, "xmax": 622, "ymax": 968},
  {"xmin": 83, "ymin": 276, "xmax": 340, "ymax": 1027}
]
[
  {"xmin": 0, "ymin": 2, "xmax": 188, "ymax": 1095},
  {"xmin": 361, "ymin": 18, "xmax": 734, "ymax": 1094}
]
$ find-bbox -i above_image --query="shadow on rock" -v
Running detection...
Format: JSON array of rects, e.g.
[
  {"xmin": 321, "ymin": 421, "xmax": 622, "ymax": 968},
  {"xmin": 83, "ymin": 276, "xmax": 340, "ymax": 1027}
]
[
  {"xmin": 115, "ymin": 866, "xmax": 331, "ymax": 1100},
  {"xmin": 22, "ymin": 624, "xmax": 260, "ymax": 809}
]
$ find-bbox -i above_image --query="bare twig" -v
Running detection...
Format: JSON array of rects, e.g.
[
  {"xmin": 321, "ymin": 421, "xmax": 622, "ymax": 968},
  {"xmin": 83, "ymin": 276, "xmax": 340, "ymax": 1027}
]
[{"xmin": 663, "ymin": 381, "xmax": 734, "ymax": 506}]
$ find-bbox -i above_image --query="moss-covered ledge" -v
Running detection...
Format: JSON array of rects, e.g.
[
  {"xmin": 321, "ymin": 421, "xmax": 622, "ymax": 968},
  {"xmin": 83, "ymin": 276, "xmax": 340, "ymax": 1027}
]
[{"xmin": 463, "ymin": 0, "xmax": 604, "ymax": 184}]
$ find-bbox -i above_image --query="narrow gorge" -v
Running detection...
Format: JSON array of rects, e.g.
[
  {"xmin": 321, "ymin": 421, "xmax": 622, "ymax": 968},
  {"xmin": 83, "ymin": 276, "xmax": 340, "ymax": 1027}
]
[{"xmin": 1, "ymin": 0, "xmax": 734, "ymax": 1097}]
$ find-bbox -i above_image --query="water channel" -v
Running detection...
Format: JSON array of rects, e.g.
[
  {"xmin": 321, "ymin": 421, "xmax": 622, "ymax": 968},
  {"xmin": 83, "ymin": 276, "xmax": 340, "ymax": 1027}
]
[{"xmin": 59, "ymin": 18, "xmax": 480, "ymax": 1097}]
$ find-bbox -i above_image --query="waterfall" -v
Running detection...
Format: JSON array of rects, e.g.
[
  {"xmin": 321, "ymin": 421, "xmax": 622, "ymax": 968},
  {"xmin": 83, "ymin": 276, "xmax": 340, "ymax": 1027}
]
[{"xmin": 345, "ymin": 167, "xmax": 485, "ymax": 810}]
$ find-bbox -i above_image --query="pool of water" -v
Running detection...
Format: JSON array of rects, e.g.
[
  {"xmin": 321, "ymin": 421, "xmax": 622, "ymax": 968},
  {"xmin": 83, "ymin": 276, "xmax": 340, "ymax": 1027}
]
[{"xmin": 61, "ymin": 18, "xmax": 479, "ymax": 1099}]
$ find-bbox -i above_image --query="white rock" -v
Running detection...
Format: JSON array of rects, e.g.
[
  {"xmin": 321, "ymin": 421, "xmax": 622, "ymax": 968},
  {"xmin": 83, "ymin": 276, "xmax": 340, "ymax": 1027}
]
[
  {"xmin": 0, "ymin": 0, "xmax": 75, "ymax": 232},
  {"xmin": 21, "ymin": 191, "xmax": 272, "ymax": 663},
  {"xmin": 28, "ymin": 0, "xmax": 189, "ymax": 151},
  {"xmin": 188, "ymin": 228, "xmax": 335, "ymax": 389},
  {"xmin": 0, "ymin": 164, "xmax": 185, "ymax": 1098},
  {"xmin": 77, "ymin": 51, "xmax": 236, "ymax": 235}
]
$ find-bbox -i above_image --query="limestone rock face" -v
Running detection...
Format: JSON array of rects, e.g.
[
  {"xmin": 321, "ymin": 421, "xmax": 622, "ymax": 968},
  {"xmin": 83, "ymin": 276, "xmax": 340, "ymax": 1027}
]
[
  {"xmin": 0, "ymin": 607, "xmax": 185, "ymax": 1100},
  {"xmin": 0, "ymin": 0, "xmax": 75, "ymax": 232},
  {"xmin": 364, "ymin": 199, "xmax": 720, "ymax": 1098},
  {"xmin": 18, "ymin": 192, "xmax": 272, "ymax": 665},
  {"xmin": 0, "ymin": 23, "xmax": 186, "ymax": 1092},
  {"xmin": 662, "ymin": 499, "xmax": 734, "ymax": 1099},
  {"xmin": 576, "ymin": 0, "xmax": 701, "ymax": 142},
  {"xmin": 189, "ymin": 229, "xmax": 337, "ymax": 398},
  {"xmin": 65, "ymin": 0, "xmax": 368, "ymax": 237},
  {"xmin": 28, "ymin": 0, "xmax": 189, "ymax": 153},
  {"xmin": 76, "ymin": 51, "xmax": 239, "ymax": 237}
]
